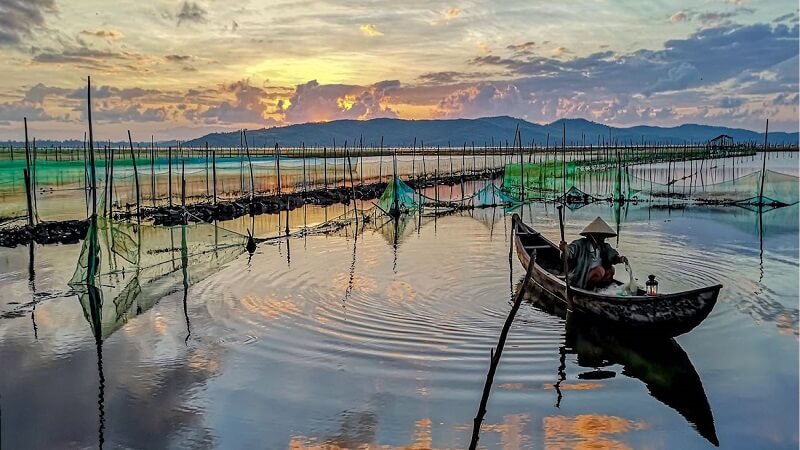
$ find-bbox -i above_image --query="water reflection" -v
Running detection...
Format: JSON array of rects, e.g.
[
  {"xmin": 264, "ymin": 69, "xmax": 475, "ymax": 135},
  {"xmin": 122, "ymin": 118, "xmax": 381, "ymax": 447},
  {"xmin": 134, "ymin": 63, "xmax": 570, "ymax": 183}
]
[
  {"xmin": 543, "ymin": 414, "xmax": 647, "ymax": 450},
  {"xmin": 526, "ymin": 282, "xmax": 719, "ymax": 446}
]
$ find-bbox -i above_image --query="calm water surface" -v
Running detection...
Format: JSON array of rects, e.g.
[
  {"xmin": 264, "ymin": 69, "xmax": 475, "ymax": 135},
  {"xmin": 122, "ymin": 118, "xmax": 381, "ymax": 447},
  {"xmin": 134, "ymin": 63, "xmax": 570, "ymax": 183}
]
[{"xmin": 1, "ymin": 199, "xmax": 798, "ymax": 448}]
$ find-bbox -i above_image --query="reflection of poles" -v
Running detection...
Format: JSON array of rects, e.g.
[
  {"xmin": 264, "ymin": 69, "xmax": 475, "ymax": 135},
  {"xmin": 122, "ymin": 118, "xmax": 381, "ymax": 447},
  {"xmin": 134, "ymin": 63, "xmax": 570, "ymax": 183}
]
[
  {"xmin": 181, "ymin": 224, "xmax": 191, "ymax": 344},
  {"xmin": 469, "ymin": 228, "xmax": 536, "ymax": 450},
  {"xmin": 758, "ymin": 119, "xmax": 768, "ymax": 204},
  {"xmin": 554, "ymin": 345, "xmax": 566, "ymax": 407}
]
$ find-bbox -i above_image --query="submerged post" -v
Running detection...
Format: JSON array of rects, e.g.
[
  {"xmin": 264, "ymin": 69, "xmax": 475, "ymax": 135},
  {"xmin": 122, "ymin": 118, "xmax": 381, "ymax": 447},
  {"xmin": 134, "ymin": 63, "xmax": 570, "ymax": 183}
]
[{"xmin": 23, "ymin": 169, "xmax": 34, "ymax": 227}]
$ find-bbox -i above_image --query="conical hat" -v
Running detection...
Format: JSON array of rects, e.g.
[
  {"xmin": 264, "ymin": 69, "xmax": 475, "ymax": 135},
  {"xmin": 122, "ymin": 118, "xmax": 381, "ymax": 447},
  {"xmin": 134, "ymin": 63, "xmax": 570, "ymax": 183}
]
[{"xmin": 580, "ymin": 216, "xmax": 617, "ymax": 237}]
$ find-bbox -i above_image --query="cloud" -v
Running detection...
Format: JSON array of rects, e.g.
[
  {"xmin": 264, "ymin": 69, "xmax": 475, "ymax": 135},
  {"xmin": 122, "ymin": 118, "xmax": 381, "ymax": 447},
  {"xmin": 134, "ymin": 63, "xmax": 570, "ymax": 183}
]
[
  {"xmin": 79, "ymin": 29, "xmax": 124, "ymax": 40},
  {"xmin": 417, "ymin": 71, "xmax": 462, "ymax": 84},
  {"xmin": 669, "ymin": 7, "xmax": 755, "ymax": 25},
  {"xmin": 23, "ymin": 83, "xmax": 71, "ymax": 104},
  {"xmin": 773, "ymin": 92, "xmax": 799, "ymax": 106},
  {"xmin": 468, "ymin": 23, "xmax": 798, "ymax": 98},
  {"xmin": 773, "ymin": 12, "xmax": 798, "ymax": 23},
  {"xmin": 718, "ymin": 96, "xmax": 745, "ymax": 109},
  {"xmin": 0, "ymin": 101, "xmax": 54, "ymax": 123},
  {"xmin": 669, "ymin": 11, "xmax": 688, "ymax": 23},
  {"xmin": 0, "ymin": 0, "xmax": 55, "ymax": 45},
  {"xmin": 165, "ymin": 54, "xmax": 192, "ymax": 62},
  {"xmin": 551, "ymin": 47, "xmax": 570, "ymax": 58},
  {"xmin": 90, "ymin": 104, "xmax": 171, "ymax": 123},
  {"xmin": 359, "ymin": 24, "xmax": 383, "ymax": 37},
  {"xmin": 507, "ymin": 41, "xmax": 537, "ymax": 54},
  {"xmin": 199, "ymin": 80, "xmax": 273, "ymax": 125},
  {"xmin": 696, "ymin": 8, "xmax": 754, "ymax": 25},
  {"xmin": 644, "ymin": 62, "xmax": 701, "ymax": 95},
  {"xmin": 437, "ymin": 83, "xmax": 526, "ymax": 118},
  {"xmin": 444, "ymin": 7, "xmax": 460, "ymax": 19},
  {"xmin": 177, "ymin": 1, "xmax": 207, "ymax": 25},
  {"xmin": 279, "ymin": 80, "xmax": 398, "ymax": 123}
]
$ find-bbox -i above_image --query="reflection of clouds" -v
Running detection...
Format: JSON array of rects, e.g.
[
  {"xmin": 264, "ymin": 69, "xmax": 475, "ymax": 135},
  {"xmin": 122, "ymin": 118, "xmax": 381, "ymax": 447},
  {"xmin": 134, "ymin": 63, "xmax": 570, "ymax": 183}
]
[
  {"xmin": 385, "ymin": 280, "xmax": 417, "ymax": 303},
  {"xmin": 543, "ymin": 415, "xmax": 647, "ymax": 450},
  {"xmin": 480, "ymin": 414, "xmax": 530, "ymax": 450},
  {"xmin": 330, "ymin": 272, "xmax": 378, "ymax": 295},
  {"xmin": 291, "ymin": 414, "xmax": 530, "ymax": 449},
  {"xmin": 774, "ymin": 312, "xmax": 798, "ymax": 337},
  {"xmin": 239, "ymin": 294, "xmax": 301, "ymax": 320},
  {"xmin": 543, "ymin": 382, "xmax": 603, "ymax": 391}
]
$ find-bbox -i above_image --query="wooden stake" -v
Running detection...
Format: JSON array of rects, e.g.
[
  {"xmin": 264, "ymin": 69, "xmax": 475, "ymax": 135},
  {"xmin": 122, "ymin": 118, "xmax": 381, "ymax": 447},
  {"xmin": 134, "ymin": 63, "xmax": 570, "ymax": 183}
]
[{"xmin": 127, "ymin": 130, "xmax": 141, "ymax": 220}]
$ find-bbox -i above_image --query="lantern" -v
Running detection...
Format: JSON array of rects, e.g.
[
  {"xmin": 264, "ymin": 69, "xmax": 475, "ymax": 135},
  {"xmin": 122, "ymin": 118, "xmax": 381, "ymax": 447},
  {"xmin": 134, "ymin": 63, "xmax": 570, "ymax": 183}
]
[{"xmin": 646, "ymin": 275, "xmax": 658, "ymax": 296}]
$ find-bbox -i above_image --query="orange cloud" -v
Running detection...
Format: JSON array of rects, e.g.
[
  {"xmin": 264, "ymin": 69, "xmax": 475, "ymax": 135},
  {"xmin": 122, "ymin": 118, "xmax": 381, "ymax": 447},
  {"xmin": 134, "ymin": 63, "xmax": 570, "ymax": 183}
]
[
  {"xmin": 359, "ymin": 24, "xmax": 383, "ymax": 37},
  {"xmin": 445, "ymin": 7, "xmax": 461, "ymax": 19}
]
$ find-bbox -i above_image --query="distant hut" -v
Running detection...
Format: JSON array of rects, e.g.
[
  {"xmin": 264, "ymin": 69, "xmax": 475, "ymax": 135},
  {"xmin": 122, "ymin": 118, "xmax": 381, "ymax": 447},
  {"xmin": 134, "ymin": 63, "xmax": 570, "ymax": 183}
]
[{"xmin": 708, "ymin": 134, "xmax": 734, "ymax": 149}]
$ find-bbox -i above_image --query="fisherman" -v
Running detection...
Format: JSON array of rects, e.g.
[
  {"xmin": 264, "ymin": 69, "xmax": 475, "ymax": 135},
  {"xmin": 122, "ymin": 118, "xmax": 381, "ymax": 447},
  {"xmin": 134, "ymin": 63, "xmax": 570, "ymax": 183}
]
[{"xmin": 559, "ymin": 216, "xmax": 628, "ymax": 290}]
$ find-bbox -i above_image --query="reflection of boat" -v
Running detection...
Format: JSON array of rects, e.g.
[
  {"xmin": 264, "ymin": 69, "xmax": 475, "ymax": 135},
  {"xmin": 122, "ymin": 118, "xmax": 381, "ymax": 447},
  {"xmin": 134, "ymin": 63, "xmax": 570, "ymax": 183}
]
[
  {"xmin": 512, "ymin": 214, "xmax": 720, "ymax": 337},
  {"xmin": 526, "ymin": 283, "xmax": 719, "ymax": 446}
]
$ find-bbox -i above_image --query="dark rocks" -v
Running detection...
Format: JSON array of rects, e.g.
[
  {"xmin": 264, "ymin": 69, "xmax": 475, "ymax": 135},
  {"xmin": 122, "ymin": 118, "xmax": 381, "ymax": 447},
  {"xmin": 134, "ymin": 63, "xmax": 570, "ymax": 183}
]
[{"xmin": 0, "ymin": 220, "xmax": 89, "ymax": 247}]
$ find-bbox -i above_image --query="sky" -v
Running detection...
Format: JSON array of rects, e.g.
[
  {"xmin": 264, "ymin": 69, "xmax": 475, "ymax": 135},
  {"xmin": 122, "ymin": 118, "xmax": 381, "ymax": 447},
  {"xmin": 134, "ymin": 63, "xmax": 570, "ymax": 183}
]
[{"xmin": 0, "ymin": 0, "xmax": 797, "ymax": 141}]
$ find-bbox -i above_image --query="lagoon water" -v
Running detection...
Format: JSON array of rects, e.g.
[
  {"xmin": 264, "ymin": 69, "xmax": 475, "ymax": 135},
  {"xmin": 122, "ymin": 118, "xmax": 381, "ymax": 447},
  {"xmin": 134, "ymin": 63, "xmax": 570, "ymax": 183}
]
[{"xmin": 0, "ymin": 156, "xmax": 798, "ymax": 449}]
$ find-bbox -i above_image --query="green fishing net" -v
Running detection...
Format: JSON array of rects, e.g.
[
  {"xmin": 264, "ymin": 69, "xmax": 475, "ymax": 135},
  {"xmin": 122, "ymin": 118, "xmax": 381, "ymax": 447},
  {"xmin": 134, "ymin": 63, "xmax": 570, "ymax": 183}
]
[{"xmin": 69, "ymin": 209, "xmax": 249, "ymax": 340}]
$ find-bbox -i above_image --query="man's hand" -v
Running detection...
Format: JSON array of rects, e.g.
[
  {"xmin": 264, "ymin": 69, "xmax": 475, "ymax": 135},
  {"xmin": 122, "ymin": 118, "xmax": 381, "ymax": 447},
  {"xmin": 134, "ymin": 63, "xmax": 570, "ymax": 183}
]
[
  {"xmin": 619, "ymin": 255, "xmax": 628, "ymax": 264},
  {"xmin": 559, "ymin": 241, "xmax": 567, "ymax": 252}
]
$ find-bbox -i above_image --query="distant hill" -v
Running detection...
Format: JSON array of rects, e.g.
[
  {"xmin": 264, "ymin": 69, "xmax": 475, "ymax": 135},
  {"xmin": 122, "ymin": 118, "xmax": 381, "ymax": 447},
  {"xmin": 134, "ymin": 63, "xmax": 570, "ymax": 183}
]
[
  {"xmin": 1, "ymin": 116, "xmax": 796, "ymax": 149},
  {"xmin": 182, "ymin": 116, "xmax": 799, "ymax": 148}
]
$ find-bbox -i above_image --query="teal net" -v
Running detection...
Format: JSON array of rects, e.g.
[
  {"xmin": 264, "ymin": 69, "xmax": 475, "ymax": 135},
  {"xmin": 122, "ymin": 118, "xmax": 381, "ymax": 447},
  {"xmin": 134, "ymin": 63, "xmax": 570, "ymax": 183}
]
[
  {"xmin": 472, "ymin": 183, "xmax": 520, "ymax": 207},
  {"xmin": 377, "ymin": 176, "xmax": 421, "ymax": 214},
  {"xmin": 69, "ymin": 212, "xmax": 249, "ymax": 340}
]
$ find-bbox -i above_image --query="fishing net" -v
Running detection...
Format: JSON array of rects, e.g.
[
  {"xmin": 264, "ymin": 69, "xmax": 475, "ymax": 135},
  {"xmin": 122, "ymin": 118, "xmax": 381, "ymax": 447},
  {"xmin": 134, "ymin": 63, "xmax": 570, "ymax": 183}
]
[
  {"xmin": 472, "ymin": 183, "xmax": 520, "ymax": 207},
  {"xmin": 502, "ymin": 161, "xmax": 579, "ymax": 199},
  {"xmin": 690, "ymin": 170, "xmax": 799, "ymax": 206},
  {"xmin": 69, "ymin": 208, "xmax": 249, "ymax": 340},
  {"xmin": 377, "ymin": 176, "xmax": 421, "ymax": 214}
]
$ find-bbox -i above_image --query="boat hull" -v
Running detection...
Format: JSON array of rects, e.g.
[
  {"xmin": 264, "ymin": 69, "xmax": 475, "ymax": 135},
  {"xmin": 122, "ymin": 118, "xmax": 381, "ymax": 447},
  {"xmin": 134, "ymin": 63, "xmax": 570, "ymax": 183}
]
[{"xmin": 512, "ymin": 214, "xmax": 721, "ymax": 337}]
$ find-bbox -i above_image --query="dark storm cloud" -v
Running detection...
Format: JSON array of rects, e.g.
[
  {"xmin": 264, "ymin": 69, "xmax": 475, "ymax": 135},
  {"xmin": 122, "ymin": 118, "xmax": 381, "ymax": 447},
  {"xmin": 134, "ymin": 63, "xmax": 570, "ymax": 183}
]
[
  {"xmin": 467, "ymin": 23, "xmax": 799, "ymax": 97},
  {"xmin": 177, "ymin": 1, "xmax": 207, "ymax": 25},
  {"xmin": 0, "ymin": 0, "xmax": 55, "ymax": 45}
]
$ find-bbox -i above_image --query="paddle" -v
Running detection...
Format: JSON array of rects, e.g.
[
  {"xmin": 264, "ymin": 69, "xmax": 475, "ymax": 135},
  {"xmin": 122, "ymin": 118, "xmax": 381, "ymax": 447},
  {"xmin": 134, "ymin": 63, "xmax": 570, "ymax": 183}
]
[{"xmin": 557, "ymin": 205, "xmax": 574, "ymax": 311}]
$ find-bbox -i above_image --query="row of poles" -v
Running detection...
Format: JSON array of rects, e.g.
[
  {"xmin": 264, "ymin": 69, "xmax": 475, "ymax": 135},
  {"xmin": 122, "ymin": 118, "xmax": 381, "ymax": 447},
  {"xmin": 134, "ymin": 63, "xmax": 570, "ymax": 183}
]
[{"xmin": 15, "ymin": 101, "xmax": 781, "ymax": 225}]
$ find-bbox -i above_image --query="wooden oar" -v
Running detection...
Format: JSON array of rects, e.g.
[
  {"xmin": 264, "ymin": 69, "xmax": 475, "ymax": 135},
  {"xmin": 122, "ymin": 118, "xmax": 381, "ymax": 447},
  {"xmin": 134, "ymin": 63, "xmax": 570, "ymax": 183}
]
[{"xmin": 557, "ymin": 205, "xmax": 574, "ymax": 311}]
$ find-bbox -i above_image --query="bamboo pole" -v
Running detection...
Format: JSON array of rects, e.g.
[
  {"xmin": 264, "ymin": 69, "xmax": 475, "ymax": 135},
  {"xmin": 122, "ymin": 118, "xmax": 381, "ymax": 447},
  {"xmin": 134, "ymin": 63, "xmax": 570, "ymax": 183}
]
[
  {"xmin": 469, "ymin": 216, "xmax": 536, "ymax": 450},
  {"xmin": 127, "ymin": 130, "xmax": 141, "ymax": 219},
  {"xmin": 168, "ymin": 145, "xmax": 173, "ymax": 207},
  {"xmin": 87, "ymin": 77, "xmax": 98, "ymax": 218}
]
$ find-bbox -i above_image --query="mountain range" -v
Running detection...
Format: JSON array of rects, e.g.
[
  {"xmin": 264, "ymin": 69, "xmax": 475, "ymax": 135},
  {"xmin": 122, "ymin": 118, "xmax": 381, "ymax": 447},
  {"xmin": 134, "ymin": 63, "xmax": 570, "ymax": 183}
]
[
  {"xmin": 182, "ymin": 116, "xmax": 797, "ymax": 148},
  {"xmin": 2, "ymin": 117, "xmax": 796, "ymax": 149}
]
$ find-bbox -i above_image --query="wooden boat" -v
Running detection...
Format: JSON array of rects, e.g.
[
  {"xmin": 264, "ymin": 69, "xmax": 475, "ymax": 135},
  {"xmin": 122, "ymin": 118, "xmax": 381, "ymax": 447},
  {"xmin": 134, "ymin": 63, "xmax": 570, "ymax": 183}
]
[{"xmin": 512, "ymin": 214, "xmax": 721, "ymax": 337}]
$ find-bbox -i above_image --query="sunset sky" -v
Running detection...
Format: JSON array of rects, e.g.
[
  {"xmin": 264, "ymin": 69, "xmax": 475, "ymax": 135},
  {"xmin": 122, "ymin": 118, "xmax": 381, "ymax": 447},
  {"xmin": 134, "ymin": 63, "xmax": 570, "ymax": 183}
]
[{"xmin": 0, "ymin": 0, "xmax": 797, "ymax": 140}]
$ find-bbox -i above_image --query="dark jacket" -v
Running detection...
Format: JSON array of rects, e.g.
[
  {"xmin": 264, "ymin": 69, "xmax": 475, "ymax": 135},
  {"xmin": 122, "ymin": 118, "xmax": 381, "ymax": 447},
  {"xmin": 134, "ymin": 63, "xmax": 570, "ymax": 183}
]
[{"xmin": 561, "ymin": 237, "xmax": 620, "ymax": 289}]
